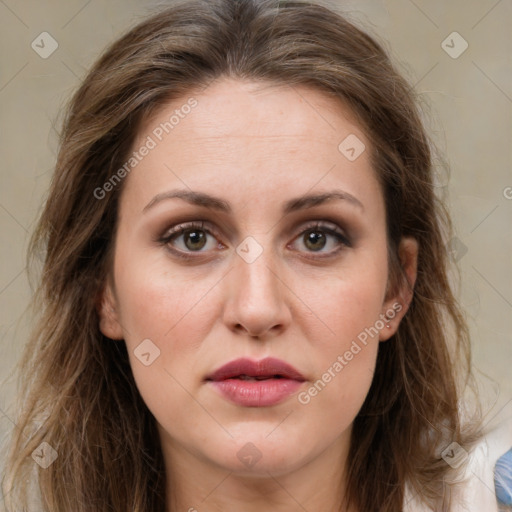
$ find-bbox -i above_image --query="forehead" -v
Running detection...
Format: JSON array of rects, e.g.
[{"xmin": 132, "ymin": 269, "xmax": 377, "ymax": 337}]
[
  {"xmin": 141, "ymin": 78, "xmax": 364, "ymax": 145},
  {"xmin": 121, "ymin": 78, "xmax": 382, "ymax": 217}
]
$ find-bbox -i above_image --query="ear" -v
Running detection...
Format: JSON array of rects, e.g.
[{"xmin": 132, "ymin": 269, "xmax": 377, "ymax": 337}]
[
  {"xmin": 379, "ymin": 237, "xmax": 418, "ymax": 341},
  {"xmin": 96, "ymin": 279, "xmax": 124, "ymax": 340}
]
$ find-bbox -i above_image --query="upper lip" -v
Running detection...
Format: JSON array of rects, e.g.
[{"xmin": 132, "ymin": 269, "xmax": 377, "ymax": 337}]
[{"xmin": 206, "ymin": 357, "xmax": 306, "ymax": 382}]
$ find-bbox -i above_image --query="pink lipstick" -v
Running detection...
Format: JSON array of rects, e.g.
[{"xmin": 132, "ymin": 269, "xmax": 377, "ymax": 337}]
[{"xmin": 206, "ymin": 357, "xmax": 305, "ymax": 407}]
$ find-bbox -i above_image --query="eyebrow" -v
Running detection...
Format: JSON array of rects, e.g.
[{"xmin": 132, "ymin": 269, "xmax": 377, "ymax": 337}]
[{"xmin": 142, "ymin": 189, "xmax": 364, "ymax": 214}]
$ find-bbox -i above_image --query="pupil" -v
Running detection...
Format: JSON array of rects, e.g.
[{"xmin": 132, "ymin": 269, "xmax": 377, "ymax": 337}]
[
  {"xmin": 185, "ymin": 230, "xmax": 206, "ymax": 250},
  {"xmin": 305, "ymin": 231, "xmax": 325, "ymax": 251}
]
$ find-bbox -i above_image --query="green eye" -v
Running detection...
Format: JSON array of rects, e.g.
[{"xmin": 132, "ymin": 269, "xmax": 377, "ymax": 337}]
[
  {"xmin": 181, "ymin": 229, "xmax": 208, "ymax": 251},
  {"xmin": 291, "ymin": 222, "xmax": 350, "ymax": 255},
  {"xmin": 303, "ymin": 230, "xmax": 327, "ymax": 251},
  {"xmin": 160, "ymin": 221, "xmax": 220, "ymax": 255}
]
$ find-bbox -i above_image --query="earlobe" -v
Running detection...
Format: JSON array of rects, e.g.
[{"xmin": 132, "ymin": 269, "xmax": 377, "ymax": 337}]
[
  {"xmin": 97, "ymin": 281, "xmax": 124, "ymax": 340},
  {"xmin": 379, "ymin": 237, "xmax": 419, "ymax": 341}
]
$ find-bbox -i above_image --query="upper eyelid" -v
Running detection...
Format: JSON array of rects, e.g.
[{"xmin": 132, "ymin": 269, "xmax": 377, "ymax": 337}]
[
  {"xmin": 161, "ymin": 220, "xmax": 220, "ymax": 240},
  {"xmin": 162, "ymin": 219, "xmax": 344, "ymax": 235}
]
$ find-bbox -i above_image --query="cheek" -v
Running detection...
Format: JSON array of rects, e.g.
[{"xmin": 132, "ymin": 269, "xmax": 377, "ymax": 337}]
[
  {"xmin": 295, "ymin": 288, "xmax": 380, "ymax": 444},
  {"xmin": 298, "ymin": 341, "xmax": 378, "ymax": 417},
  {"xmin": 297, "ymin": 254, "xmax": 388, "ymax": 351},
  {"xmin": 113, "ymin": 258, "xmax": 223, "ymax": 398},
  {"xmin": 114, "ymin": 255, "xmax": 221, "ymax": 345},
  {"xmin": 293, "ymin": 258, "xmax": 386, "ymax": 418}
]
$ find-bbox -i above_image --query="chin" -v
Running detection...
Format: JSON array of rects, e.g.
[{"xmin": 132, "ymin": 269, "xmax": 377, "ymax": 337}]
[{"xmin": 206, "ymin": 429, "xmax": 314, "ymax": 476}]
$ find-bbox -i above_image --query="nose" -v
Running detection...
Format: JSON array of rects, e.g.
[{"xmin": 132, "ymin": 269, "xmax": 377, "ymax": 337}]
[{"xmin": 222, "ymin": 249, "xmax": 292, "ymax": 339}]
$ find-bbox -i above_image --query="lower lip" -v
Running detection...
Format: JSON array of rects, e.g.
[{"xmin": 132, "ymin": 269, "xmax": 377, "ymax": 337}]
[{"xmin": 209, "ymin": 378, "xmax": 303, "ymax": 407}]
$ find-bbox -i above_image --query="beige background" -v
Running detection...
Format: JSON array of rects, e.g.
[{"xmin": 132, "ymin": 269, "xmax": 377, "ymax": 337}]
[{"xmin": 0, "ymin": 0, "xmax": 511, "ymax": 506}]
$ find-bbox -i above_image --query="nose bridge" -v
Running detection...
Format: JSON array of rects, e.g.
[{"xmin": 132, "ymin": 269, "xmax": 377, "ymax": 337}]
[
  {"xmin": 223, "ymin": 238, "xmax": 290, "ymax": 336},
  {"xmin": 235, "ymin": 239, "xmax": 282, "ymax": 306},
  {"xmin": 240, "ymin": 250, "xmax": 279, "ymax": 300}
]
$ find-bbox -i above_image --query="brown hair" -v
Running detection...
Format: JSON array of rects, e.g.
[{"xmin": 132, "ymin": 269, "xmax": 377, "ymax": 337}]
[{"xmin": 3, "ymin": 0, "xmax": 481, "ymax": 510}]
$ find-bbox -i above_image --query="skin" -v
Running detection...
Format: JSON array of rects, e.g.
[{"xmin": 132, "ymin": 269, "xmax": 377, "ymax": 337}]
[{"xmin": 99, "ymin": 78, "xmax": 418, "ymax": 512}]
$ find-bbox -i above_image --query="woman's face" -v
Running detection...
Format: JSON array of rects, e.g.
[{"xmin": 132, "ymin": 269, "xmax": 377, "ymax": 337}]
[{"xmin": 99, "ymin": 78, "xmax": 415, "ymax": 478}]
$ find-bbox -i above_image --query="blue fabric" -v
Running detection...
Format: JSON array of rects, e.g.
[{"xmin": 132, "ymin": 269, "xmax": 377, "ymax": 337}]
[{"xmin": 495, "ymin": 448, "xmax": 512, "ymax": 504}]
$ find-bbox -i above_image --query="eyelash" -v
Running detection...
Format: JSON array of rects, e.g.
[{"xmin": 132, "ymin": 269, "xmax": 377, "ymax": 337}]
[{"xmin": 158, "ymin": 220, "xmax": 351, "ymax": 260}]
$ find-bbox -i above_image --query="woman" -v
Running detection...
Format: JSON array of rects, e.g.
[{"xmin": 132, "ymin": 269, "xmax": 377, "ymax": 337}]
[{"xmin": 2, "ymin": 0, "xmax": 488, "ymax": 510}]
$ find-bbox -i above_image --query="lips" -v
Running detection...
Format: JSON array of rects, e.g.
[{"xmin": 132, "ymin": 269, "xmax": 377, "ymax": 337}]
[
  {"xmin": 206, "ymin": 357, "xmax": 305, "ymax": 407},
  {"xmin": 206, "ymin": 357, "xmax": 306, "ymax": 382}
]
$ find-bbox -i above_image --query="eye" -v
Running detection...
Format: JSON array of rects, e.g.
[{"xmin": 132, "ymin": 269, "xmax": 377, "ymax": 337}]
[
  {"xmin": 159, "ymin": 220, "xmax": 350, "ymax": 260},
  {"xmin": 290, "ymin": 222, "xmax": 350, "ymax": 255},
  {"xmin": 159, "ymin": 221, "xmax": 224, "ymax": 255}
]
